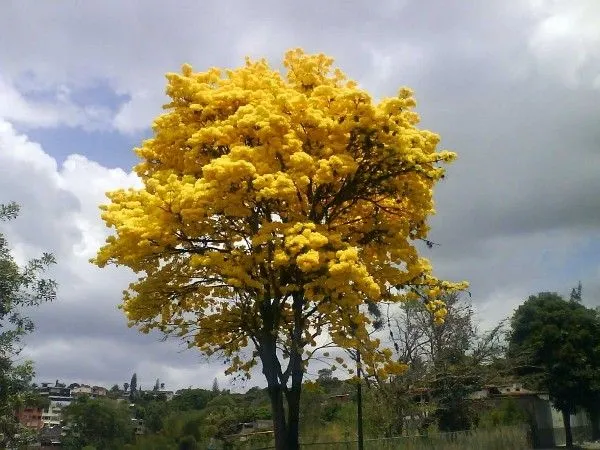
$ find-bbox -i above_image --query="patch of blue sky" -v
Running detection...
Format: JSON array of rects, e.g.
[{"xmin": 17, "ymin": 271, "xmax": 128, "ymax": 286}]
[
  {"xmin": 23, "ymin": 125, "xmax": 148, "ymax": 170},
  {"xmin": 540, "ymin": 234, "xmax": 600, "ymax": 293},
  {"xmin": 14, "ymin": 72, "xmax": 128, "ymax": 111}
]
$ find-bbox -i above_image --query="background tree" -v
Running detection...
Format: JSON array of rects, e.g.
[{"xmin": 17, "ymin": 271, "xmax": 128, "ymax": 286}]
[
  {"xmin": 124, "ymin": 382, "xmax": 130, "ymax": 392},
  {"xmin": 133, "ymin": 396, "xmax": 170, "ymax": 433},
  {"xmin": 170, "ymin": 388, "xmax": 214, "ymax": 412},
  {"xmin": 0, "ymin": 202, "xmax": 57, "ymax": 447},
  {"xmin": 94, "ymin": 49, "xmax": 464, "ymax": 450},
  {"xmin": 108, "ymin": 384, "xmax": 121, "ymax": 399},
  {"xmin": 63, "ymin": 396, "xmax": 134, "ymax": 450},
  {"xmin": 154, "ymin": 378, "xmax": 160, "ymax": 391},
  {"xmin": 386, "ymin": 292, "xmax": 508, "ymax": 432},
  {"xmin": 509, "ymin": 291, "xmax": 600, "ymax": 448},
  {"xmin": 569, "ymin": 281, "xmax": 582, "ymax": 302},
  {"xmin": 211, "ymin": 378, "xmax": 219, "ymax": 394},
  {"xmin": 130, "ymin": 373, "xmax": 138, "ymax": 401}
]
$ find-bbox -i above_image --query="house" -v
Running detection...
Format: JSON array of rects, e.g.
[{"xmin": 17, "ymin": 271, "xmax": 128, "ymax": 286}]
[
  {"xmin": 469, "ymin": 382, "xmax": 598, "ymax": 448},
  {"xmin": 16, "ymin": 406, "xmax": 44, "ymax": 430},
  {"xmin": 92, "ymin": 386, "xmax": 108, "ymax": 397},
  {"xmin": 72, "ymin": 384, "xmax": 92, "ymax": 396},
  {"xmin": 140, "ymin": 389, "xmax": 175, "ymax": 401},
  {"xmin": 71, "ymin": 384, "xmax": 108, "ymax": 398}
]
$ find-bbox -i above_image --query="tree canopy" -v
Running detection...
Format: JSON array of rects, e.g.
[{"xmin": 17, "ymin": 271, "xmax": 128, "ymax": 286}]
[
  {"xmin": 63, "ymin": 396, "xmax": 134, "ymax": 450},
  {"xmin": 94, "ymin": 49, "xmax": 464, "ymax": 449},
  {"xmin": 509, "ymin": 291, "xmax": 600, "ymax": 447},
  {"xmin": 0, "ymin": 202, "xmax": 56, "ymax": 447}
]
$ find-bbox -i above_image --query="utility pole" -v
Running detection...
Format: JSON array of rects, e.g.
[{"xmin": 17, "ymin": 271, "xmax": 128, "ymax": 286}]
[{"xmin": 357, "ymin": 348, "xmax": 364, "ymax": 450}]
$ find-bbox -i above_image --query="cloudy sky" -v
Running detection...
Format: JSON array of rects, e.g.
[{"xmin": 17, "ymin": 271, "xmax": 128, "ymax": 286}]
[{"xmin": 1, "ymin": 0, "xmax": 599, "ymax": 392}]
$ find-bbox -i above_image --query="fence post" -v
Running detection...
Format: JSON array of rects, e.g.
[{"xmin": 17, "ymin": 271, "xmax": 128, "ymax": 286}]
[{"xmin": 357, "ymin": 349, "xmax": 364, "ymax": 450}]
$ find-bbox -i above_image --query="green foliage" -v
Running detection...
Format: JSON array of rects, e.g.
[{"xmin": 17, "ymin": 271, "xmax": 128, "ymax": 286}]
[
  {"xmin": 123, "ymin": 388, "xmax": 276, "ymax": 449},
  {"xmin": 170, "ymin": 388, "xmax": 214, "ymax": 411},
  {"xmin": 510, "ymin": 291, "xmax": 600, "ymax": 446},
  {"xmin": 0, "ymin": 202, "xmax": 57, "ymax": 447},
  {"xmin": 62, "ymin": 396, "xmax": 134, "ymax": 450},
  {"xmin": 125, "ymin": 434, "xmax": 177, "ymax": 450},
  {"xmin": 134, "ymin": 398, "xmax": 170, "ymax": 432},
  {"xmin": 178, "ymin": 435, "xmax": 199, "ymax": 450},
  {"xmin": 130, "ymin": 372, "xmax": 138, "ymax": 401},
  {"xmin": 478, "ymin": 398, "xmax": 529, "ymax": 429},
  {"xmin": 509, "ymin": 292, "xmax": 600, "ymax": 414}
]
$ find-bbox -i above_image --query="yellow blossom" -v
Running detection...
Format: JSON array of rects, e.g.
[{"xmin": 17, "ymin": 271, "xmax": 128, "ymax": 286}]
[{"xmin": 92, "ymin": 48, "xmax": 466, "ymax": 395}]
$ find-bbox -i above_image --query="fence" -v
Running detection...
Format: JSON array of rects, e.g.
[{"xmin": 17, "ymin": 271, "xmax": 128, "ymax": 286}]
[{"xmin": 241, "ymin": 425, "xmax": 530, "ymax": 450}]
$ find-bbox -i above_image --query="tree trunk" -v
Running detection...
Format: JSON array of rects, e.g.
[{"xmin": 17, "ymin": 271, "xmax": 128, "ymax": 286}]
[
  {"xmin": 261, "ymin": 341, "xmax": 288, "ymax": 450},
  {"xmin": 589, "ymin": 409, "xmax": 600, "ymax": 441},
  {"xmin": 286, "ymin": 384, "xmax": 301, "ymax": 450},
  {"xmin": 284, "ymin": 294, "xmax": 305, "ymax": 450},
  {"xmin": 267, "ymin": 382, "xmax": 287, "ymax": 450},
  {"xmin": 562, "ymin": 409, "xmax": 573, "ymax": 448}
]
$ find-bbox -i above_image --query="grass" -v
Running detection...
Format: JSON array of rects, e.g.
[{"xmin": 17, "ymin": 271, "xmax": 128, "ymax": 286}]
[{"xmin": 236, "ymin": 425, "xmax": 530, "ymax": 450}]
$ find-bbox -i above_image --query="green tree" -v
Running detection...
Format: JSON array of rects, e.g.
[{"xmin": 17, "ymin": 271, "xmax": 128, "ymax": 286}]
[
  {"xmin": 0, "ymin": 202, "xmax": 57, "ymax": 447},
  {"xmin": 134, "ymin": 398, "xmax": 169, "ymax": 433},
  {"xmin": 108, "ymin": 383, "xmax": 121, "ymax": 399},
  {"xmin": 63, "ymin": 396, "xmax": 134, "ymax": 450},
  {"xmin": 124, "ymin": 434, "xmax": 177, "ymax": 450},
  {"xmin": 509, "ymin": 292, "xmax": 600, "ymax": 448},
  {"xmin": 130, "ymin": 373, "xmax": 138, "ymax": 401},
  {"xmin": 170, "ymin": 389, "xmax": 214, "ymax": 411}
]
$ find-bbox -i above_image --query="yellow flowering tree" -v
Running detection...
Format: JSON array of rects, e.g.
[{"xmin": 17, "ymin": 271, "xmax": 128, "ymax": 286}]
[{"xmin": 94, "ymin": 49, "xmax": 465, "ymax": 450}]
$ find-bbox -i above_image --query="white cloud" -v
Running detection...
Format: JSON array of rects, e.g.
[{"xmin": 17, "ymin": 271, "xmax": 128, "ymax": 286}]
[
  {"xmin": 0, "ymin": 76, "xmax": 113, "ymax": 130},
  {"xmin": 0, "ymin": 118, "xmax": 229, "ymax": 389},
  {"xmin": 112, "ymin": 89, "xmax": 164, "ymax": 135},
  {"xmin": 528, "ymin": 0, "xmax": 600, "ymax": 88},
  {"xmin": 1, "ymin": 0, "xmax": 599, "ymax": 133},
  {"xmin": 0, "ymin": 0, "xmax": 426, "ymax": 133}
]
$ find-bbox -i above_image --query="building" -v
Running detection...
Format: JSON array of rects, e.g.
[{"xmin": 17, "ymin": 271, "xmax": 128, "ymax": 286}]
[
  {"xmin": 92, "ymin": 385, "xmax": 108, "ymax": 397},
  {"xmin": 71, "ymin": 384, "xmax": 92, "ymax": 396},
  {"xmin": 39, "ymin": 382, "xmax": 71, "ymax": 399},
  {"xmin": 140, "ymin": 389, "xmax": 175, "ymax": 401},
  {"xmin": 16, "ymin": 406, "xmax": 44, "ymax": 430},
  {"xmin": 41, "ymin": 402, "xmax": 69, "ymax": 427},
  {"xmin": 38, "ymin": 381, "xmax": 73, "ymax": 427},
  {"xmin": 470, "ymin": 382, "xmax": 598, "ymax": 448}
]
